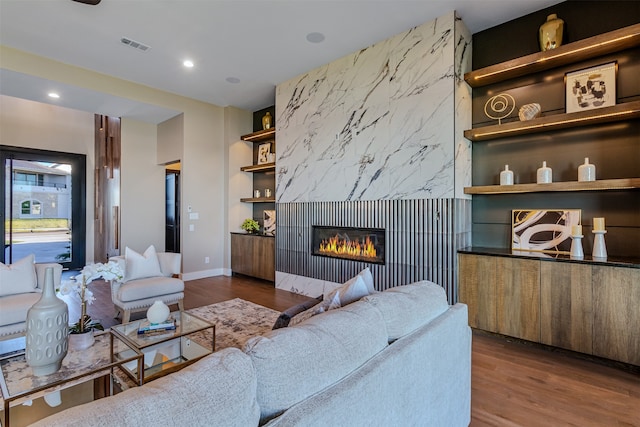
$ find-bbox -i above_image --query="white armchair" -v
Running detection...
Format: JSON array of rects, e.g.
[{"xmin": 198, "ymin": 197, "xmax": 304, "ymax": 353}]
[
  {"xmin": 0, "ymin": 255, "xmax": 63, "ymax": 339},
  {"xmin": 110, "ymin": 248, "xmax": 184, "ymax": 324}
]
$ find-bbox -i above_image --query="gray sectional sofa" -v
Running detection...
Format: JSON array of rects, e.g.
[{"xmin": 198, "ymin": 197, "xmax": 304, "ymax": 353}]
[{"xmin": 32, "ymin": 281, "xmax": 471, "ymax": 427}]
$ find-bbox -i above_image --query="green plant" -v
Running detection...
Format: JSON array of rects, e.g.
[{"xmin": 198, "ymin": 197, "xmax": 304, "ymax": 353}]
[
  {"xmin": 241, "ymin": 218, "xmax": 260, "ymax": 233},
  {"xmin": 69, "ymin": 315, "xmax": 104, "ymax": 334}
]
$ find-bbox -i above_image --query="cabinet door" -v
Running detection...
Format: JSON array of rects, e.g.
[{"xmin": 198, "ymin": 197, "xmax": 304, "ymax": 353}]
[
  {"xmin": 231, "ymin": 234, "xmax": 254, "ymax": 276},
  {"xmin": 540, "ymin": 262, "xmax": 593, "ymax": 354},
  {"xmin": 458, "ymin": 254, "xmax": 497, "ymax": 332},
  {"xmin": 253, "ymin": 237, "xmax": 275, "ymax": 281},
  {"xmin": 496, "ymin": 257, "xmax": 540, "ymax": 342},
  {"xmin": 592, "ymin": 266, "xmax": 640, "ymax": 365}
]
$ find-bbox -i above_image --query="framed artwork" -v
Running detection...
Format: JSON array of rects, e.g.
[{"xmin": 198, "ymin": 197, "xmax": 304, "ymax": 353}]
[
  {"xmin": 565, "ymin": 62, "xmax": 616, "ymax": 114},
  {"xmin": 263, "ymin": 210, "xmax": 276, "ymax": 235},
  {"xmin": 257, "ymin": 143, "xmax": 271, "ymax": 165},
  {"xmin": 512, "ymin": 209, "xmax": 581, "ymax": 254}
]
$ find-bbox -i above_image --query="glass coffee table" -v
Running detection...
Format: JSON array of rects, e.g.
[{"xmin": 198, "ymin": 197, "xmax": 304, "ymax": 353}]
[
  {"xmin": 0, "ymin": 331, "xmax": 142, "ymax": 427},
  {"xmin": 111, "ymin": 311, "xmax": 215, "ymax": 384}
]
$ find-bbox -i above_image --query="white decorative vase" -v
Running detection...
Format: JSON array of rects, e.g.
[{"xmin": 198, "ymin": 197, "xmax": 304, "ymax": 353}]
[
  {"xmin": 537, "ymin": 161, "xmax": 552, "ymax": 184},
  {"xmin": 26, "ymin": 267, "xmax": 69, "ymax": 376},
  {"xmin": 68, "ymin": 330, "xmax": 95, "ymax": 351},
  {"xmin": 500, "ymin": 165, "xmax": 514, "ymax": 185},
  {"xmin": 147, "ymin": 300, "xmax": 170, "ymax": 324},
  {"xmin": 578, "ymin": 157, "xmax": 596, "ymax": 182}
]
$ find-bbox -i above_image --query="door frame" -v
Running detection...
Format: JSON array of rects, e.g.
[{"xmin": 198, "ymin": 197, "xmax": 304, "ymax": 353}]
[{"xmin": 1, "ymin": 145, "xmax": 86, "ymax": 269}]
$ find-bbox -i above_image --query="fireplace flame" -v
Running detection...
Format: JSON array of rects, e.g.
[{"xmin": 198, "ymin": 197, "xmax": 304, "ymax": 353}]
[{"xmin": 319, "ymin": 235, "xmax": 377, "ymax": 259}]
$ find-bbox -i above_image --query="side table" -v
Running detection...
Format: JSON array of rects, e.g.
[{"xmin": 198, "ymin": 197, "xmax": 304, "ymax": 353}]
[{"xmin": 0, "ymin": 331, "xmax": 142, "ymax": 427}]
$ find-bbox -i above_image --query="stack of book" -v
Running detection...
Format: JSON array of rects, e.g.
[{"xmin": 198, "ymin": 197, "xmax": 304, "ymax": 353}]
[{"xmin": 137, "ymin": 318, "xmax": 176, "ymax": 335}]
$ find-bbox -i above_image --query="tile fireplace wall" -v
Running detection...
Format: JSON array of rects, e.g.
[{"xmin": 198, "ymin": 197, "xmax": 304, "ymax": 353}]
[{"xmin": 274, "ymin": 12, "xmax": 472, "ymax": 302}]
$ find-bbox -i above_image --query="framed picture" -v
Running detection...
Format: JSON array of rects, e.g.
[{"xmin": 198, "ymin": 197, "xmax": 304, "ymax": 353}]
[
  {"xmin": 263, "ymin": 210, "xmax": 276, "ymax": 235},
  {"xmin": 512, "ymin": 209, "xmax": 581, "ymax": 254},
  {"xmin": 565, "ymin": 62, "xmax": 616, "ymax": 114},
  {"xmin": 257, "ymin": 143, "xmax": 271, "ymax": 165}
]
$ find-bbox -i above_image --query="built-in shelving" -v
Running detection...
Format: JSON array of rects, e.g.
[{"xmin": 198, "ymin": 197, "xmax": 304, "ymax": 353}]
[
  {"xmin": 464, "ymin": 101, "xmax": 640, "ymax": 142},
  {"xmin": 241, "ymin": 128, "xmax": 276, "ymax": 143},
  {"xmin": 464, "ymin": 178, "xmax": 640, "ymax": 195},
  {"xmin": 240, "ymin": 197, "xmax": 276, "ymax": 203},
  {"xmin": 240, "ymin": 162, "xmax": 276, "ymax": 172},
  {"xmin": 464, "ymin": 23, "xmax": 640, "ymax": 88}
]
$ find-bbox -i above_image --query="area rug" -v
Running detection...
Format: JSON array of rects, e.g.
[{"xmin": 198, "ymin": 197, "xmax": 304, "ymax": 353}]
[{"xmin": 186, "ymin": 298, "xmax": 279, "ymax": 351}]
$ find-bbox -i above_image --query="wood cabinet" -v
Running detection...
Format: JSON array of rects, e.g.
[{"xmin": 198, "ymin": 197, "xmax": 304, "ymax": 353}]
[
  {"xmin": 230, "ymin": 233, "xmax": 275, "ymax": 282},
  {"xmin": 459, "ymin": 251, "xmax": 640, "ymax": 366}
]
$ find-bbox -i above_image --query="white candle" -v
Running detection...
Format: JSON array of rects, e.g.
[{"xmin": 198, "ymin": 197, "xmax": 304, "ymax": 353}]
[
  {"xmin": 571, "ymin": 225, "xmax": 582, "ymax": 236},
  {"xmin": 593, "ymin": 217, "xmax": 605, "ymax": 231}
]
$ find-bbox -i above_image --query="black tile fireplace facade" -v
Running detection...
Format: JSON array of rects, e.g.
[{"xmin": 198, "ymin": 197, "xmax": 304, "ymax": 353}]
[{"xmin": 276, "ymin": 199, "xmax": 471, "ymax": 303}]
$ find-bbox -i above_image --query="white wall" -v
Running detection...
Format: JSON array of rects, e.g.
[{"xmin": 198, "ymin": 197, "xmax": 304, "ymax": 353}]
[
  {"xmin": 120, "ymin": 118, "xmax": 164, "ymax": 253},
  {"xmin": 0, "ymin": 95, "xmax": 96, "ymax": 261}
]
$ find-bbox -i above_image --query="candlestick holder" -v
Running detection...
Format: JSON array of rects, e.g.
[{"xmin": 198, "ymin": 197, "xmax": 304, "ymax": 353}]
[
  {"xmin": 592, "ymin": 230, "xmax": 607, "ymax": 260},
  {"xmin": 570, "ymin": 235, "xmax": 584, "ymax": 260}
]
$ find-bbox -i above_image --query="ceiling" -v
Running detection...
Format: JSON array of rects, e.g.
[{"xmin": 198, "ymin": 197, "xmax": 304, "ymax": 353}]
[{"xmin": 0, "ymin": 0, "xmax": 561, "ymax": 123}]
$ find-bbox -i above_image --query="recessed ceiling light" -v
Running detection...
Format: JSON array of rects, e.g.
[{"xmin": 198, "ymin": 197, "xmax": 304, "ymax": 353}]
[
  {"xmin": 183, "ymin": 60, "xmax": 194, "ymax": 68},
  {"xmin": 226, "ymin": 77, "xmax": 240, "ymax": 84},
  {"xmin": 48, "ymin": 92, "xmax": 60, "ymax": 99},
  {"xmin": 306, "ymin": 32, "xmax": 325, "ymax": 43}
]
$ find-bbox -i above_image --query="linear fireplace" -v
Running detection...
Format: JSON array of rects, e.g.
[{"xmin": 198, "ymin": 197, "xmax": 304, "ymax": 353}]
[{"xmin": 312, "ymin": 226, "xmax": 385, "ymax": 265}]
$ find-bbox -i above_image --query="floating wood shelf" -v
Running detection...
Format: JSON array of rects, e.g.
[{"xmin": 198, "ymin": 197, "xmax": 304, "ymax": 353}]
[
  {"xmin": 464, "ymin": 101, "xmax": 640, "ymax": 142},
  {"xmin": 241, "ymin": 128, "xmax": 276, "ymax": 143},
  {"xmin": 240, "ymin": 162, "xmax": 275, "ymax": 172},
  {"xmin": 464, "ymin": 23, "xmax": 640, "ymax": 88},
  {"xmin": 464, "ymin": 178, "xmax": 640, "ymax": 195},
  {"xmin": 240, "ymin": 197, "xmax": 276, "ymax": 203}
]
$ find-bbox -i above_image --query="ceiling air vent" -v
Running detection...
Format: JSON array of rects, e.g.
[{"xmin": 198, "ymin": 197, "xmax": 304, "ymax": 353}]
[{"xmin": 120, "ymin": 37, "xmax": 151, "ymax": 52}]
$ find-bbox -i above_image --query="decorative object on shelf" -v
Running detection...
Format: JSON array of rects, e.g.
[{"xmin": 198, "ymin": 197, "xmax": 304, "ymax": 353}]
[
  {"xmin": 147, "ymin": 300, "xmax": 170, "ymax": 324},
  {"xmin": 264, "ymin": 188, "xmax": 272, "ymax": 198},
  {"xmin": 512, "ymin": 209, "xmax": 581, "ymax": 254},
  {"xmin": 26, "ymin": 267, "xmax": 69, "ymax": 376},
  {"xmin": 264, "ymin": 210, "xmax": 276, "ymax": 235},
  {"xmin": 268, "ymin": 152, "xmax": 276, "ymax": 163},
  {"xmin": 577, "ymin": 157, "xmax": 596, "ymax": 182},
  {"xmin": 536, "ymin": 161, "xmax": 552, "ymax": 184},
  {"xmin": 592, "ymin": 218, "xmax": 607, "ymax": 260},
  {"xmin": 257, "ymin": 142, "xmax": 271, "ymax": 165},
  {"xmin": 254, "ymin": 189, "xmax": 261, "ymax": 198},
  {"xmin": 518, "ymin": 103, "xmax": 541, "ymax": 121},
  {"xmin": 500, "ymin": 165, "xmax": 514, "ymax": 185},
  {"xmin": 565, "ymin": 62, "xmax": 617, "ymax": 114},
  {"xmin": 262, "ymin": 112, "xmax": 272, "ymax": 130},
  {"xmin": 484, "ymin": 93, "xmax": 515, "ymax": 125},
  {"xmin": 241, "ymin": 218, "xmax": 260, "ymax": 234},
  {"xmin": 539, "ymin": 13, "xmax": 564, "ymax": 51},
  {"xmin": 570, "ymin": 224, "xmax": 584, "ymax": 260},
  {"xmin": 58, "ymin": 261, "xmax": 123, "ymax": 349}
]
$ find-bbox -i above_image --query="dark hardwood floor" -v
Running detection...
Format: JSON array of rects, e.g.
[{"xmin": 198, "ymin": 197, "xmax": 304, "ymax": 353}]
[{"xmin": 83, "ymin": 274, "xmax": 639, "ymax": 426}]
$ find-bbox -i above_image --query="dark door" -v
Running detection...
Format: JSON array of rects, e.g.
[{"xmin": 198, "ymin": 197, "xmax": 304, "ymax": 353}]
[{"xmin": 165, "ymin": 170, "xmax": 180, "ymax": 253}]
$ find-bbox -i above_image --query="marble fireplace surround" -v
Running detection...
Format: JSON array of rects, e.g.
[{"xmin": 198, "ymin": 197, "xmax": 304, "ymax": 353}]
[{"xmin": 273, "ymin": 12, "xmax": 472, "ymax": 303}]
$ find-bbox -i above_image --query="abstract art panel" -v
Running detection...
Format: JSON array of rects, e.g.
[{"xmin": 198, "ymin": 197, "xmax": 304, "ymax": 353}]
[{"xmin": 512, "ymin": 209, "xmax": 581, "ymax": 254}]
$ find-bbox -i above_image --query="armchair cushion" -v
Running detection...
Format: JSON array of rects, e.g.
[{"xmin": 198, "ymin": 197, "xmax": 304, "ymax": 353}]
[
  {"xmin": 0, "ymin": 254, "xmax": 37, "ymax": 296},
  {"xmin": 124, "ymin": 245, "xmax": 163, "ymax": 282},
  {"xmin": 116, "ymin": 276, "xmax": 184, "ymax": 302},
  {"xmin": 0, "ymin": 292, "xmax": 42, "ymax": 325}
]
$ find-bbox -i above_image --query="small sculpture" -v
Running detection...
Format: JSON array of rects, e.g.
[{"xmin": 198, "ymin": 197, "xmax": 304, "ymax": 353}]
[
  {"xmin": 518, "ymin": 103, "xmax": 541, "ymax": 121},
  {"xmin": 262, "ymin": 112, "xmax": 272, "ymax": 130},
  {"xmin": 484, "ymin": 93, "xmax": 515, "ymax": 125},
  {"xmin": 539, "ymin": 14, "xmax": 564, "ymax": 51}
]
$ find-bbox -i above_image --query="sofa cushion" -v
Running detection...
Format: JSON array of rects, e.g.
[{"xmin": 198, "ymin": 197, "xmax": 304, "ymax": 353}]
[
  {"xmin": 0, "ymin": 292, "xmax": 42, "ymax": 326},
  {"xmin": 244, "ymin": 300, "xmax": 388, "ymax": 423},
  {"xmin": 363, "ymin": 280, "xmax": 449, "ymax": 342},
  {"xmin": 117, "ymin": 276, "xmax": 184, "ymax": 302},
  {"xmin": 0, "ymin": 254, "xmax": 37, "ymax": 297},
  {"xmin": 29, "ymin": 348, "xmax": 260, "ymax": 427},
  {"xmin": 124, "ymin": 245, "xmax": 163, "ymax": 282},
  {"xmin": 272, "ymin": 296, "xmax": 323, "ymax": 330}
]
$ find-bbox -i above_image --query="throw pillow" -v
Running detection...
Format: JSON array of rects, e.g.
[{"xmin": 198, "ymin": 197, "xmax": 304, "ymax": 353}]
[
  {"xmin": 0, "ymin": 254, "xmax": 37, "ymax": 296},
  {"xmin": 342, "ymin": 267, "xmax": 376, "ymax": 295},
  {"xmin": 124, "ymin": 245, "xmax": 163, "ymax": 282},
  {"xmin": 272, "ymin": 296, "xmax": 323, "ymax": 330},
  {"xmin": 324, "ymin": 274, "xmax": 371, "ymax": 308}
]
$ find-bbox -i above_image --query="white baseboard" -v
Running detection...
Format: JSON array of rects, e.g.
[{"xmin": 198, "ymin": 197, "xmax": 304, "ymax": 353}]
[{"xmin": 181, "ymin": 268, "xmax": 230, "ymax": 281}]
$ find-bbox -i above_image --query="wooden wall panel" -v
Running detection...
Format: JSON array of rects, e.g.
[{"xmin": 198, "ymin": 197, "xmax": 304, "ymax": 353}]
[{"xmin": 458, "ymin": 254, "xmax": 497, "ymax": 331}]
